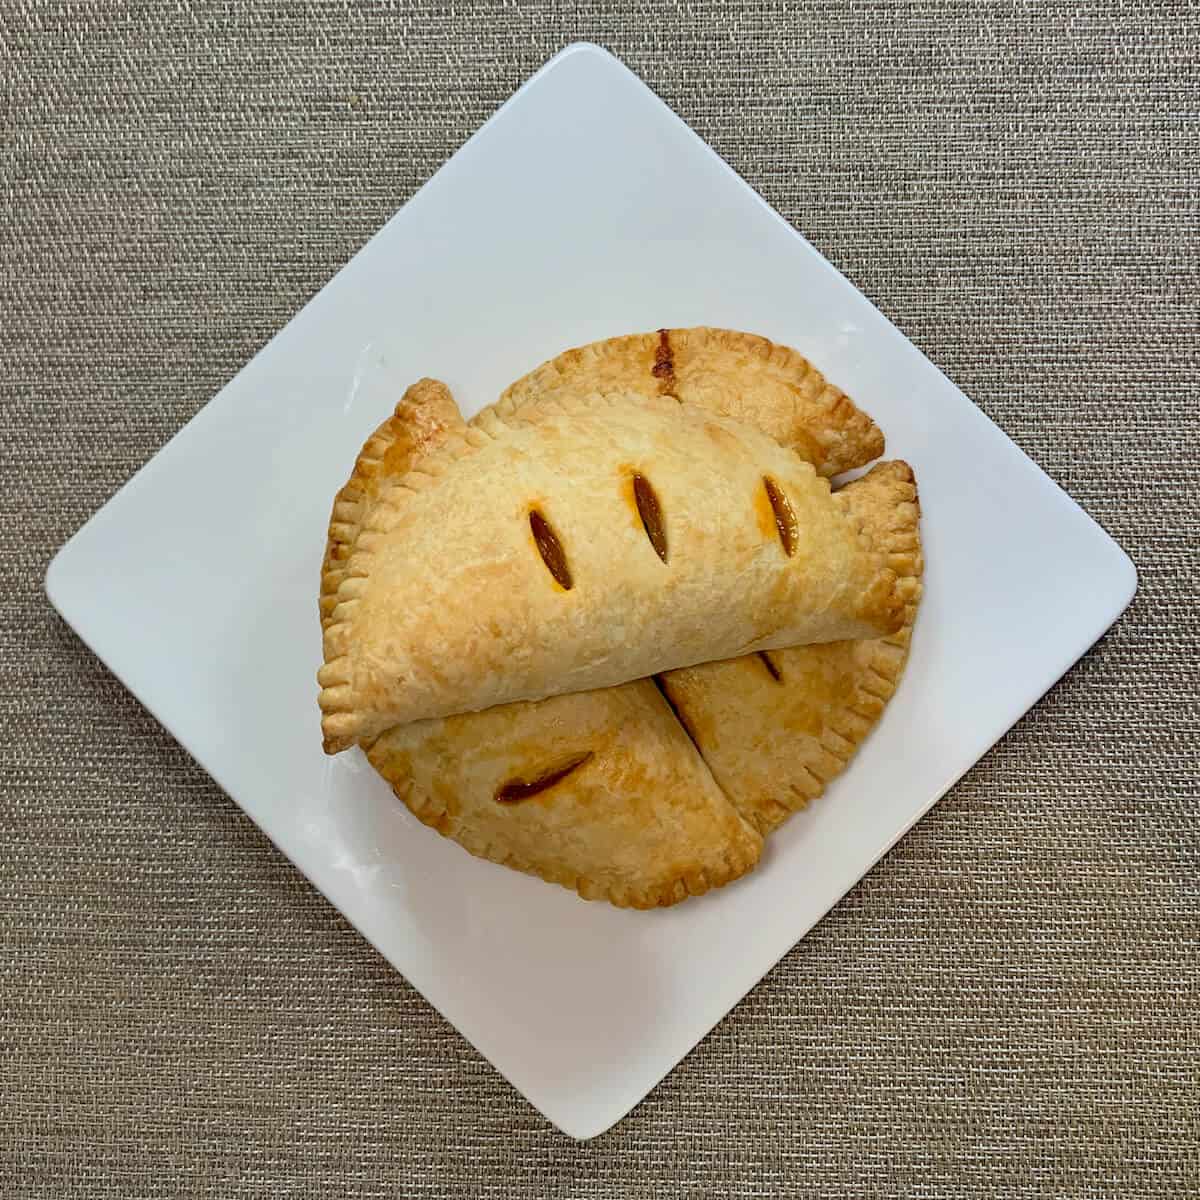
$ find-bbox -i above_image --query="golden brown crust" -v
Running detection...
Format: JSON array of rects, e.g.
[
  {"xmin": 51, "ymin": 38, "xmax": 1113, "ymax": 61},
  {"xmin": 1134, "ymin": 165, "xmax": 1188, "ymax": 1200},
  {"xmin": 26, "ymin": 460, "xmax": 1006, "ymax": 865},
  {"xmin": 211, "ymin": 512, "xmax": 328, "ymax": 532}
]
[
  {"xmin": 492, "ymin": 327, "xmax": 883, "ymax": 476},
  {"xmin": 659, "ymin": 460, "xmax": 923, "ymax": 835},
  {"xmin": 364, "ymin": 680, "xmax": 762, "ymax": 909},
  {"xmin": 318, "ymin": 389, "xmax": 904, "ymax": 751},
  {"xmin": 317, "ymin": 343, "xmax": 920, "ymax": 908}
]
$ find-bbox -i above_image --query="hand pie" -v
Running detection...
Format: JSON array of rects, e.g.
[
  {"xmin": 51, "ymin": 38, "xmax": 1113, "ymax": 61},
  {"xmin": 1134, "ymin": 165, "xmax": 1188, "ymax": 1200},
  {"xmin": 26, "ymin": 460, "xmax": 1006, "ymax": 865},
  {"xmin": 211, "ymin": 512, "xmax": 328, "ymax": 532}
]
[
  {"xmin": 496, "ymin": 326, "xmax": 883, "ymax": 476},
  {"xmin": 365, "ymin": 681, "xmax": 762, "ymax": 909},
  {"xmin": 660, "ymin": 460, "xmax": 923, "ymax": 835},
  {"xmin": 319, "ymin": 390, "xmax": 905, "ymax": 749}
]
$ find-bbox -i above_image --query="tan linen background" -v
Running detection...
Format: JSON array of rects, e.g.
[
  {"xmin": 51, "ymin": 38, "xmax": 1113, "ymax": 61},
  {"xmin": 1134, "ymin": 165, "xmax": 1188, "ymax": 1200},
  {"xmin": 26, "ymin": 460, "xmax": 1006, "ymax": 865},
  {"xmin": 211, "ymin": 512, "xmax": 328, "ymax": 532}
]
[{"xmin": 3, "ymin": 2, "xmax": 1197, "ymax": 1195}]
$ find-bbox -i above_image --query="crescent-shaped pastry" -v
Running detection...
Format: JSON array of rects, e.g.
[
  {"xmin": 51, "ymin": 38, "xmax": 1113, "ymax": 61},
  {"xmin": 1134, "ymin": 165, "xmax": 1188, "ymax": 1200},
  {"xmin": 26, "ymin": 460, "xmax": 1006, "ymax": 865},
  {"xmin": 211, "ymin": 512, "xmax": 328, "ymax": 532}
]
[
  {"xmin": 365, "ymin": 681, "xmax": 763, "ymax": 909},
  {"xmin": 318, "ymin": 391, "xmax": 904, "ymax": 750}
]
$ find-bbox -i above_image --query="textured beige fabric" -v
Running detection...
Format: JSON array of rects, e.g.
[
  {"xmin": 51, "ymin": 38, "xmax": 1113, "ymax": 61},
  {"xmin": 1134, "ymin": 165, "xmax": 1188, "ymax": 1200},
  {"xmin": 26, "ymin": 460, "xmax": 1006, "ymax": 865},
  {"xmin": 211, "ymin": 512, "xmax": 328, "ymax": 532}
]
[{"xmin": 3, "ymin": 2, "xmax": 1197, "ymax": 1195}]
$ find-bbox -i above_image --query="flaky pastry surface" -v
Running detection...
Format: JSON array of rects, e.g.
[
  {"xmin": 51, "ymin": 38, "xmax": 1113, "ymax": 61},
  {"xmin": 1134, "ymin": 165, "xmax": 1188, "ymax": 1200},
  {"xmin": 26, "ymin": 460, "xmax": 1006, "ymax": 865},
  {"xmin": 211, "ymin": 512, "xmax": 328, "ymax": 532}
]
[{"xmin": 319, "ymin": 390, "xmax": 903, "ymax": 750}]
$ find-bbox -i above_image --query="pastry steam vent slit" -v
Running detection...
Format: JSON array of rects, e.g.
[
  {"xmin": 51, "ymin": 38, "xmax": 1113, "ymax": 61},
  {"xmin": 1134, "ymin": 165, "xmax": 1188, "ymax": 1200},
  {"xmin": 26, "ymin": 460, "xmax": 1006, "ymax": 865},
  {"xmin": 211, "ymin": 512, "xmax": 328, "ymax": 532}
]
[
  {"xmin": 528, "ymin": 509, "xmax": 573, "ymax": 589},
  {"xmin": 651, "ymin": 327, "xmax": 676, "ymax": 397},
  {"xmin": 762, "ymin": 476, "xmax": 798, "ymax": 557},
  {"xmin": 757, "ymin": 651, "xmax": 783, "ymax": 682},
  {"xmin": 494, "ymin": 751, "xmax": 595, "ymax": 804},
  {"xmin": 632, "ymin": 474, "xmax": 669, "ymax": 562}
]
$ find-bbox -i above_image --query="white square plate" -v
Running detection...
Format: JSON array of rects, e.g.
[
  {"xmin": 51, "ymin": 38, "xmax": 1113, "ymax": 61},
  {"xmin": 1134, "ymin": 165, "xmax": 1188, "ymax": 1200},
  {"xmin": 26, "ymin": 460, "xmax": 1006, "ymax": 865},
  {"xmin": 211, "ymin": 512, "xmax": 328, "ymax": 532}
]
[{"xmin": 46, "ymin": 44, "xmax": 1135, "ymax": 1139}]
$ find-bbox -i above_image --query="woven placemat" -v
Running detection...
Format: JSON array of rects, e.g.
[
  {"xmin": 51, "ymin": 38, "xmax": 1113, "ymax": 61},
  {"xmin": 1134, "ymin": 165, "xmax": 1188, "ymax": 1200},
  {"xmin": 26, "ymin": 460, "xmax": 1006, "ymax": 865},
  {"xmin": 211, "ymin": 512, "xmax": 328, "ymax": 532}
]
[{"xmin": 3, "ymin": 3, "xmax": 1197, "ymax": 1195}]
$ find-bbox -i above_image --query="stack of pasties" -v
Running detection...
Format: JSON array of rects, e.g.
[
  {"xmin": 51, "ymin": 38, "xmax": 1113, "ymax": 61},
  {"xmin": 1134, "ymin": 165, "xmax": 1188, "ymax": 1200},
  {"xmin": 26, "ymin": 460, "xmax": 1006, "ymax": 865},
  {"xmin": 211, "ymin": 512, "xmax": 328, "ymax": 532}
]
[{"xmin": 317, "ymin": 328, "xmax": 923, "ymax": 908}]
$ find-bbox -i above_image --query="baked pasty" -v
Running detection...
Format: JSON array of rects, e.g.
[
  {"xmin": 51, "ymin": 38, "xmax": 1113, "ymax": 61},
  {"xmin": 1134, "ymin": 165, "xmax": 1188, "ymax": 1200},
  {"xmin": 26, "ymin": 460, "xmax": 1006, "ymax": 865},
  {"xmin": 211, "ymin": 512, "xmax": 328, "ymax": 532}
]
[
  {"xmin": 319, "ymin": 390, "xmax": 904, "ymax": 750},
  {"xmin": 496, "ymin": 327, "xmax": 883, "ymax": 476},
  {"xmin": 660, "ymin": 460, "xmax": 923, "ymax": 835},
  {"xmin": 365, "ymin": 681, "xmax": 763, "ymax": 908}
]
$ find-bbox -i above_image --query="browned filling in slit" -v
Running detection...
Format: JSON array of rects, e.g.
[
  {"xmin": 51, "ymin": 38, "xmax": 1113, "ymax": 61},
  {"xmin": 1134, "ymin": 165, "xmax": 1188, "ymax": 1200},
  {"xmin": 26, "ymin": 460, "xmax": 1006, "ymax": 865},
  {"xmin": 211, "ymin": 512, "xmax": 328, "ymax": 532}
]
[
  {"xmin": 529, "ymin": 509, "xmax": 572, "ymax": 589},
  {"xmin": 495, "ymin": 751, "xmax": 594, "ymax": 804},
  {"xmin": 632, "ymin": 473, "xmax": 668, "ymax": 562},
  {"xmin": 762, "ymin": 476, "xmax": 798, "ymax": 557},
  {"xmin": 757, "ymin": 650, "xmax": 783, "ymax": 682},
  {"xmin": 651, "ymin": 327, "xmax": 676, "ymax": 395}
]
